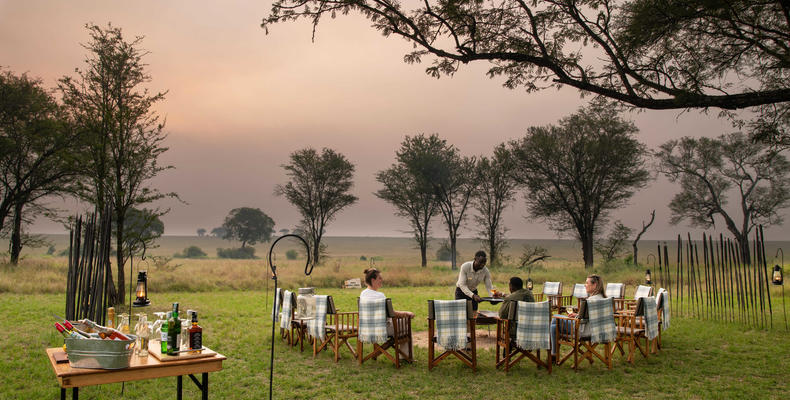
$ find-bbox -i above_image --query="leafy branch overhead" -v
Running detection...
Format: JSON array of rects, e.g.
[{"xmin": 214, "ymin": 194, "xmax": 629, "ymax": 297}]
[{"xmin": 263, "ymin": 0, "xmax": 790, "ymax": 111}]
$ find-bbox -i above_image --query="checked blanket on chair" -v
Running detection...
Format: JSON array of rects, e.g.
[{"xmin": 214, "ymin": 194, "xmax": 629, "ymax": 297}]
[
  {"xmin": 359, "ymin": 298, "xmax": 388, "ymax": 344},
  {"xmin": 543, "ymin": 282, "xmax": 560, "ymax": 296},
  {"xmin": 272, "ymin": 288, "xmax": 281, "ymax": 323},
  {"xmin": 515, "ymin": 300, "xmax": 551, "ymax": 350},
  {"xmin": 572, "ymin": 284, "xmax": 588, "ymax": 299},
  {"xmin": 587, "ymin": 297, "xmax": 616, "ymax": 343},
  {"xmin": 642, "ymin": 296, "xmax": 659, "ymax": 340},
  {"xmin": 307, "ymin": 295, "xmax": 328, "ymax": 340},
  {"xmin": 605, "ymin": 283, "xmax": 624, "ymax": 299},
  {"xmin": 658, "ymin": 288, "xmax": 670, "ymax": 329},
  {"xmin": 434, "ymin": 300, "xmax": 467, "ymax": 351},
  {"xmin": 280, "ymin": 290, "xmax": 293, "ymax": 330}
]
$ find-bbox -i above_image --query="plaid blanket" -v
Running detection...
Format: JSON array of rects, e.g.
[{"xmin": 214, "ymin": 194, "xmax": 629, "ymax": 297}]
[
  {"xmin": 272, "ymin": 288, "xmax": 281, "ymax": 322},
  {"xmin": 572, "ymin": 284, "xmax": 588, "ymax": 298},
  {"xmin": 642, "ymin": 296, "xmax": 659, "ymax": 340},
  {"xmin": 515, "ymin": 300, "xmax": 551, "ymax": 350},
  {"xmin": 635, "ymin": 285, "xmax": 652, "ymax": 299},
  {"xmin": 657, "ymin": 288, "xmax": 670, "ymax": 329},
  {"xmin": 359, "ymin": 298, "xmax": 388, "ymax": 344},
  {"xmin": 543, "ymin": 281, "xmax": 560, "ymax": 296},
  {"xmin": 587, "ymin": 297, "xmax": 616, "ymax": 343},
  {"xmin": 307, "ymin": 295, "xmax": 329, "ymax": 340},
  {"xmin": 434, "ymin": 300, "xmax": 468, "ymax": 351},
  {"xmin": 280, "ymin": 290, "xmax": 293, "ymax": 330},
  {"xmin": 605, "ymin": 283, "xmax": 624, "ymax": 299}
]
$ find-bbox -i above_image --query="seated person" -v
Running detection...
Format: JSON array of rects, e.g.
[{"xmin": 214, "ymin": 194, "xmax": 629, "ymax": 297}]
[
  {"xmin": 550, "ymin": 274, "xmax": 607, "ymax": 358},
  {"xmin": 498, "ymin": 276, "xmax": 535, "ymax": 340},
  {"xmin": 455, "ymin": 250, "xmax": 501, "ymax": 311},
  {"xmin": 361, "ymin": 268, "xmax": 415, "ymax": 321}
]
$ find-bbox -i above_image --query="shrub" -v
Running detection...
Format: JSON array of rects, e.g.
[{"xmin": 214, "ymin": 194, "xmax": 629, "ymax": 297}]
[
  {"xmin": 359, "ymin": 255, "xmax": 367, "ymax": 261},
  {"xmin": 175, "ymin": 246, "xmax": 207, "ymax": 259},
  {"xmin": 46, "ymin": 246, "xmax": 56, "ymax": 255},
  {"xmin": 285, "ymin": 249, "xmax": 298, "ymax": 260},
  {"xmin": 217, "ymin": 247, "xmax": 256, "ymax": 259},
  {"xmin": 435, "ymin": 241, "xmax": 460, "ymax": 262}
]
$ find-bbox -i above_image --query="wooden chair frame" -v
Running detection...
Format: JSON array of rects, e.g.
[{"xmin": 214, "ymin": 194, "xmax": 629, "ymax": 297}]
[
  {"xmin": 312, "ymin": 296, "xmax": 359, "ymax": 362},
  {"xmin": 357, "ymin": 298, "xmax": 413, "ymax": 368},
  {"xmin": 542, "ymin": 282, "xmax": 564, "ymax": 312},
  {"xmin": 554, "ymin": 300, "xmax": 614, "ymax": 370},
  {"xmin": 427, "ymin": 300, "xmax": 477, "ymax": 371},
  {"xmin": 495, "ymin": 303, "xmax": 552, "ymax": 373},
  {"xmin": 613, "ymin": 298, "xmax": 649, "ymax": 363}
]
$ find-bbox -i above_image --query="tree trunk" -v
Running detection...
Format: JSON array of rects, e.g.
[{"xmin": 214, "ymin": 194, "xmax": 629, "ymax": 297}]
[
  {"xmin": 450, "ymin": 232, "xmax": 458, "ymax": 270},
  {"xmin": 633, "ymin": 243, "xmax": 639, "ymax": 267},
  {"xmin": 116, "ymin": 213, "xmax": 125, "ymax": 304},
  {"xmin": 419, "ymin": 240, "xmax": 427, "ymax": 267},
  {"xmin": 9, "ymin": 201, "xmax": 23, "ymax": 264},
  {"xmin": 488, "ymin": 235, "xmax": 497, "ymax": 268},
  {"xmin": 736, "ymin": 234, "xmax": 751, "ymax": 266},
  {"xmin": 581, "ymin": 232, "xmax": 594, "ymax": 268}
]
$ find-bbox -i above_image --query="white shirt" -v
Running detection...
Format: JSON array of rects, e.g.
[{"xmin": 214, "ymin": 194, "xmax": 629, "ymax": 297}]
[
  {"xmin": 456, "ymin": 261, "xmax": 494, "ymax": 298},
  {"xmin": 360, "ymin": 288, "xmax": 386, "ymax": 300}
]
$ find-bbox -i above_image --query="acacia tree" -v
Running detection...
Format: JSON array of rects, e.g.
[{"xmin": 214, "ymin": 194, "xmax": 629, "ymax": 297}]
[
  {"xmin": 59, "ymin": 23, "xmax": 174, "ymax": 302},
  {"xmin": 263, "ymin": 1, "xmax": 790, "ymax": 114},
  {"xmin": 397, "ymin": 134, "xmax": 476, "ymax": 269},
  {"xmin": 0, "ymin": 71, "xmax": 80, "ymax": 264},
  {"xmin": 275, "ymin": 148, "xmax": 357, "ymax": 265},
  {"xmin": 221, "ymin": 207, "xmax": 275, "ymax": 248},
  {"xmin": 119, "ymin": 208, "xmax": 165, "ymax": 258},
  {"xmin": 656, "ymin": 132, "xmax": 790, "ymax": 265},
  {"xmin": 472, "ymin": 145, "xmax": 519, "ymax": 267},
  {"xmin": 595, "ymin": 221, "xmax": 633, "ymax": 262},
  {"xmin": 376, "ymin": 153, "xmax": 439, "ymax": 268},
  {"xmin": 508, "ymin": 101, "xmax": 651, "ymax": 267}
]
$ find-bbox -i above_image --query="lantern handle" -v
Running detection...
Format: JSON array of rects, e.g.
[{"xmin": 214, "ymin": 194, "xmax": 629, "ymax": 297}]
[{"xmin": 776, "ymin": 248, "xmax": 784, "ymax": 267}]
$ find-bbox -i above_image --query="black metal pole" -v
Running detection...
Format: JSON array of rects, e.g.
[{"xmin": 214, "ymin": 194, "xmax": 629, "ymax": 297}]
[{"xmin": 267, "ymin": 234, "xmax": 311, "ymax": 400}]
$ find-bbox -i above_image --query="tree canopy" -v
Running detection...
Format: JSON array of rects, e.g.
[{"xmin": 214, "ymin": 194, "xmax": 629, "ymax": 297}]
[
  {"xmin": 275, "ymin": 147, "xmax": 357, "ymax": 265},
  {"xmin": 656, "ymin": 131, "xmax": 790, "ymax": 265},
  {"xmin": 221, "ymin": 207, "xmax": 276, "ymax": 248},
  {"xmin": 263, "ymin": 0, "xmax": 790, "ymax": 113},
  {"xmin": 508, "ymin": 101, "xmax": 651, "ymax": 267}
]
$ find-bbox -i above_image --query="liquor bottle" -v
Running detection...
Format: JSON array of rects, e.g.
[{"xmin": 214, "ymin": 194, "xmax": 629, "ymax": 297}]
[
  {"xmin": 167, "ymin": 303, "xmax": 180, "ymax": 355},
  {"xmin": 106, "ymin": 307, "xmax": 115, "ymax": 329},
  {"xmin": 188, "ymin": 311, "xmax": 202, "ymax": 351},
  {"xmin": 79, "ymin": 319, "xmax": 131, "ymax": 341},
  {"xmin": 55, "ymin": 323, "xmax": 85, "ymax": 339},
  {"xmin": 161, "ymin": 312, "xmax": 170, "ymax": 354}
]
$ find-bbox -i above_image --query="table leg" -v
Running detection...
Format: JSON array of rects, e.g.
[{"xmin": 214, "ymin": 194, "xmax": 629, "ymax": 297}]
[
  {"xmin": 177, "ymin": 375, "xmax": 183, "ymax": 400},
  {"xmin": 73, "ymin": 388, "xmax": 78, "ymax": 400},
  {"xmin": 202, "ymin": 372, "xmax": 208, "ymax": 400},
  {"xmin": 61, "ymin": 388, "xmax": 65, "ymax": 400}
]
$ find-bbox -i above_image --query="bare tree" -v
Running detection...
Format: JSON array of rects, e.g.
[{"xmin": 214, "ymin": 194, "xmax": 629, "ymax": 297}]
[
  {"xmin": 472, "ymin": 145, "xmax": 518, "ymax": 267},
  {"xmin": 632, "ymin": 210, "xmax": 656, "ymax": 266}
]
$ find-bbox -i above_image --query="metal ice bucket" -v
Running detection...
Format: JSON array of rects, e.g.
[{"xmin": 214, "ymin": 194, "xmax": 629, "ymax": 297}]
[{"xmin": 65, "ymin": 334, "xmax": 136, "ymax": 369}]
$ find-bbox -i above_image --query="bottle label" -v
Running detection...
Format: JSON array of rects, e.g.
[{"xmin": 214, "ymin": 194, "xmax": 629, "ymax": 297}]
[{"xmin": 190, "ymin": 331, "xmax": 202, "ymax": 349}]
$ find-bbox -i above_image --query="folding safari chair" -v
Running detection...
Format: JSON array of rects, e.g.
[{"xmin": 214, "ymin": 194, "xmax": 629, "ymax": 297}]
[
  {"xmin": 311, "ymin": 295, "xmax": 359, "ymax": 362},
  {"xmin": 571, "ymin": 283, "xmax": 588, "ymax": 309},
  {"xmin": 606, "ymin": 283, "xmax": 626, "ymax": 311},
  {"xmin": 357, "ymin": 298, "xmax": 413, "ymax": 368},
  {"xmin": 495, "ymin": 300, "xmax": 552, "ymax": 373},
  {"xmin": 427, "ymin": 299, "xmax": 477, "ymax": 371},
  {"xmin": 655, "ymin": 288, "xmax": 669, "ymax": 350},
  {"xmin": 279, "ymin": 290, "xmax": 297, "ymax": 345},
  {"xmin": 541, "ymin": 282, "xmax": 564, "ymax": 311},
  {"xmin": 555, "ymin": 297, "xmax": 616, "ymax": 370}
]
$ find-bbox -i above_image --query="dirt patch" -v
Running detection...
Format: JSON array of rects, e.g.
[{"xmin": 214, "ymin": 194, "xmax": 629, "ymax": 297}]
[{"xmin": 412, "ymin": 329, "xmax": 499, "ymax": 350}]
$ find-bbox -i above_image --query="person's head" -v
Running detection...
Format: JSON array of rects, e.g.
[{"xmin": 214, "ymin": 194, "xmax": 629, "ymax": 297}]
[
  {"xmin": 473, "ymin": 250, "xmax": 487, "ymax": 270},
  {"xmin": 585, "ymin": 274, "xmax": 606, "ymax": 297},
  {"xmin": 364, "ymin": 268, "xmax": 383, "ymax": 290},
  {"xmin": 509, "ymin": 277, "xmax": 523, "ymax": 292}
]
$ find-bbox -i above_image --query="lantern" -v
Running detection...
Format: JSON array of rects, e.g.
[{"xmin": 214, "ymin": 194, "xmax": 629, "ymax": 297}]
[
  {"xmin": 132, "ymin": 271, "xmax": 150, "ymax": 307},
  {"xmin": 645, "ymin": 269, "xmax": 652, "ymax": 285},
  {"xmin": 773, "ymin": 265, "xmax": 784, "ymax": 286},
  {"xmin": 526, "ymin": 277, "xmax": 534, "ymax": 291}
]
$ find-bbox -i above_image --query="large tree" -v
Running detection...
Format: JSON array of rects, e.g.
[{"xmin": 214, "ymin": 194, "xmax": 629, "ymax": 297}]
[
  {"xmin": 656, "ymin": 131, "xmax": 790, "ymax": 265},
  {"xmin": 376, "ymin": 159, "xmax": 439, "ymax": 268},
  {"xmin": 508, "ymin": 101, "xmax": 651, "ymax": 267},
  {"xmin": 221, "ymin": 207, "xmax": 275, "ymax": 248},
  {"xmin": 263, "ymin": 0, "xmax": 790, "ymax": 113},
  {"xmin": 119, "ymin": 208, "xmax": 165, "ymax": 258},
  {"xmin": 397, "ymin": 134, "xmax": 476, "ymax": 269},
  {"xmin": 275, "ymin": 148, "xmax": 357, "ymax": 265},
  {"xmin": 59, "ymin": 23, "xmax": 174, "ymax": 302},
  {"xmin": 472, "ymin": 145, "xmax": 519, "ymax": 267},
  {"xmin": 0, "ymin": 70, "xmax": 80, "ymax": 264}
]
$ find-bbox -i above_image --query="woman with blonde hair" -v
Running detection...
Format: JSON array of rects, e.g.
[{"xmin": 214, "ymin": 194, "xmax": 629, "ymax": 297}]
[{"xmin": 550, "ymin": 274, "xmax": 606, "ymax": 359}]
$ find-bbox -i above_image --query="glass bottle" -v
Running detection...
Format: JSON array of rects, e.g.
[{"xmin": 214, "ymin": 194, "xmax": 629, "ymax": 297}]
[
  {"xmin": 106, "ymin": 307, "xmax": 115, "ymax": 329},
  {"xmin": 117, "ymin": 313, "xmax": 130, "ymax": 334},
  {"xmin": 167, "ymin": 303, "xmax": 180, "ymax": 355},
  {"xmin": 161, "ymin": 311, "xmax": 170, "ymax": 354},
  {"xmin": 188, "ymin": 311, "xmax": 202, "ymax": 351},
  {"xmin": 135, "ymin": 313, "xmax": 149, "ymax": 357}
]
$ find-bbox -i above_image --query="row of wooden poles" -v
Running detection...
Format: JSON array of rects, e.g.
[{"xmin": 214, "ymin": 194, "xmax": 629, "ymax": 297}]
[
  {"xmin": 654, "ymin": 226, "xmax": 787, "ymax": 330},
  {"xmin": 65, "ymin": 209, "xmax": 114, "ymax": 326}
]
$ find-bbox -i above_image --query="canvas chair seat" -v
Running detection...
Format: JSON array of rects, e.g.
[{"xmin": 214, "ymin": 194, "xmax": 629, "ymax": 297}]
[
  {"xmin": 428, "ymin": 299, "xmax": 477, "ymax": 371},
  {"xmin": 310, "ymin": 296, "xmax": 360, "ymax": 362},
  {"xmin": 555, "ymin": 297, "xmax": 616, "ymax": 370},
  {"xmin": 495, "ymin": 300, "xmax": 552, "ymax": 373},
  {"xmin": 614, "ymin": 297, "xmax": 658, "ymax": 363},
  {"xmin": 357, "ymin": 298, "xmax": 413, "ymax": 368},
  {"xmin": 542, "ymin": 282, "xmax": 564, "ymax": 311}
]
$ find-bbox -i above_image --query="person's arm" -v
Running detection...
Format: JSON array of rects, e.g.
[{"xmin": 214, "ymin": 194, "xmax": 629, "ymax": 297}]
[
  {"xmin": 483, "ymin": 268, "xmax": 494, "ymax": 296},
  {"xmin": 498, "ymin": 298, "xmax": 511, "ymax": 319},
  {"xmin": 456, "ymin": 264, "xmax": 475, "ymax": 298}
]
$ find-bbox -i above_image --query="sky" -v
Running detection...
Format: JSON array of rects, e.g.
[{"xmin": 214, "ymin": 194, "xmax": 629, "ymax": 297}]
[{"xmin": 1, "ymin": 0, "xmax": 786, "ymax": 241}]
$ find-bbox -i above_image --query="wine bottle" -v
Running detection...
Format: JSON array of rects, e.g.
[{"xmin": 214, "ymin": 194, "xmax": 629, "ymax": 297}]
[
  {"xmin": 62, "ymin": 320, "xmax": 92, "ymax": 338},
  {"xmin": 167, "ymin": 303, "xmax": 180, "ymax": 355},
  {"xmin": 55, "ymin": 323, "xmax": 85, "ymax": 339},
  {"xmin": 79, "ymin": 319, "xmax": 131, "ymax": 341}
]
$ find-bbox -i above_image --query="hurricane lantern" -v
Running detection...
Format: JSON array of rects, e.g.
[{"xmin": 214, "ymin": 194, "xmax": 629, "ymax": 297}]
[
  {"xmin": 773, "ymin": 265, "xmax": 784, "ymax": 286},
  {"xmin": 527, "ymin": 277, "xmax": 534, "ymax": 291},
  {"xmin": 132, "ymin": 271, "xmax": 150, "ymax": 307},
  {"xmin": 645, "ymin": 269, "xmax": 652, "ymax": 285}
]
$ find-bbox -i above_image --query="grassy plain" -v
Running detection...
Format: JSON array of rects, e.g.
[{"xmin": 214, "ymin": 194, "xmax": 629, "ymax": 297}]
[{"xmin": 2, "ymin": 236, "xmax": 789, "ymax": 399}]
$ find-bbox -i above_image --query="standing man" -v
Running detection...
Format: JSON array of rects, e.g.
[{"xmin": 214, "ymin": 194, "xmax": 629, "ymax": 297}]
[{"xmin": 455, "ymin": 250, "xmax": 498, "ymax": 311}]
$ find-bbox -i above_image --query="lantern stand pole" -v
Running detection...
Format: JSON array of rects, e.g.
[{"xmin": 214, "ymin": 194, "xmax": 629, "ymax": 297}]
[
  {"xmin": 267, "ymin": 234, "xmax": 311, "ymax": 400},
  {"xmin": 777, "ymin": 248, "xmax": 787, "ymax": 331}
]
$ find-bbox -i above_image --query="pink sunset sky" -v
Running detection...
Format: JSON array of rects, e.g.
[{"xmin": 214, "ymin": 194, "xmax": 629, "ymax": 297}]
[{"xmin": 1, "ymin": 0, "xmax": 785, "ymax": 240}]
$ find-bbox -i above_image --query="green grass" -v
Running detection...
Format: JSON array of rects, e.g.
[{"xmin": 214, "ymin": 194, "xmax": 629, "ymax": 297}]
[{"xmin": 3, "ymin": 288, "xmax": 789, "ymax": 399}]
